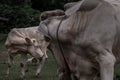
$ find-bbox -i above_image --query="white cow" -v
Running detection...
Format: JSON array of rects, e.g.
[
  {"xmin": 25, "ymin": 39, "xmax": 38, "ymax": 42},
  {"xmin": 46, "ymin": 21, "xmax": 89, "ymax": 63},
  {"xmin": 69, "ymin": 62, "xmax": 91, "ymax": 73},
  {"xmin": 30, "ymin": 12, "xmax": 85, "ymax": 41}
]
[{"xmin": 39, "ymin": 0, "xmax": 120, "ymax": 80}]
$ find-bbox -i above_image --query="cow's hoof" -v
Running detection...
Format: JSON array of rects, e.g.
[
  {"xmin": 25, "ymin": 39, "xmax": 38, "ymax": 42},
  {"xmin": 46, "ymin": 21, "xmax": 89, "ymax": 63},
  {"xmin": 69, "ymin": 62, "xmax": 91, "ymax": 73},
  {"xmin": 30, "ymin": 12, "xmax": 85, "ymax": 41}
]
[
  {"xmin": 20, "ymin": 75, "xmax": 25, "ymax": 80},
  {"xmin": 25, "ymin": 69, "xmax": 29, "ymax": 72},
  {"xmin": 5, "ymin": 75, "xmax": 9, "ymax": 79},
  {"xmin": 5, "ymin": 75, "xmax": 8, "ymax": 78}
]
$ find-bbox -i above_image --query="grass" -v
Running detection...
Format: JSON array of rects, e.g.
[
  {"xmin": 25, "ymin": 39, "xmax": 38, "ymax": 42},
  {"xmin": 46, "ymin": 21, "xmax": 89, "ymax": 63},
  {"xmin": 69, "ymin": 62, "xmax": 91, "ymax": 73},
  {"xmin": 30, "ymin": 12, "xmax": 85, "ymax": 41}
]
[
  {"xmin": 1, "ymin": 34, "xmax": 120, "ymax": 80},
  {"xmin": 0, "ymin": 53, "xmax": 57, "ymax": 80},
  {"xmin": 0, "ymin": 34, "xmax": 57, "ymax": 80}
]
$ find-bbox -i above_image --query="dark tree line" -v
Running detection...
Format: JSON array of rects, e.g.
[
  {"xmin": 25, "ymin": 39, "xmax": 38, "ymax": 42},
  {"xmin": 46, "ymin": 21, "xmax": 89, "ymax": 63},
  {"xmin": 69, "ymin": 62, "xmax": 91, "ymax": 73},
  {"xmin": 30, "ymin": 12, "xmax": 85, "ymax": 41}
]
[
  {"xmin": 31, "ymin": 0, "xmax": 79, "ymax": 11},
  {"xmin": 0, "ymin": 0, "xmax": 79, "ymax": 33}
]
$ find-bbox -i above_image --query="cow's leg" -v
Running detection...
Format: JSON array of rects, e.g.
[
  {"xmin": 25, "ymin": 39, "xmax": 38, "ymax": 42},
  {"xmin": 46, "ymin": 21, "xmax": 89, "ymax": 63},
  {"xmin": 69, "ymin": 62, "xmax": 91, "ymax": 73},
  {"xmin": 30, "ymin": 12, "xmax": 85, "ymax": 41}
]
[
  {"xmin": 6, "ymin": 53, "xmax": 14, "ymax": 77},
  {"xmin": 20, "ymin": 54, "xmax": 27, "ymax": 79},
  {"xmin": 98, "ymin": 50, "xmax": 116, "ymax": 80},
  {"xmin": 49, "ymin": 45, "xmax": 72, "ymax": 80},
  {"xmin": 35, "ymin": 55, "xmax": 47, "ymax": 77}
]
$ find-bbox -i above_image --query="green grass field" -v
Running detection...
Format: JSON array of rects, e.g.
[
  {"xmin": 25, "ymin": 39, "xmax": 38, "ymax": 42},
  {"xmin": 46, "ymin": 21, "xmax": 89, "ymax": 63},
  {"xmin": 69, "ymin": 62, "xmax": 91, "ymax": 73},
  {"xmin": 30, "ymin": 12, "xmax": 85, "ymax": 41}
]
[
  {"xmin": 0, "ymin": 34, "xmax": 57, "ymax": 80},
  {"xmin": 1, "ymin": 34, "xmax": 120, "ymax": 80}
]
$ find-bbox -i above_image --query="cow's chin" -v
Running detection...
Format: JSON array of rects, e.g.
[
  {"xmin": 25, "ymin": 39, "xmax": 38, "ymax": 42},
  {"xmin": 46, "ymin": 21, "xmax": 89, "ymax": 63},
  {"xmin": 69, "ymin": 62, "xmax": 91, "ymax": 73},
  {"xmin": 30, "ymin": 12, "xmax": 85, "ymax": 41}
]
[
  {"xmin": 28, "ymin": 51, "xmax": 44, "ymax": 59},
  {"xmin": 35, "ymin": 52, "xmax": 44, "ymax": 59}
]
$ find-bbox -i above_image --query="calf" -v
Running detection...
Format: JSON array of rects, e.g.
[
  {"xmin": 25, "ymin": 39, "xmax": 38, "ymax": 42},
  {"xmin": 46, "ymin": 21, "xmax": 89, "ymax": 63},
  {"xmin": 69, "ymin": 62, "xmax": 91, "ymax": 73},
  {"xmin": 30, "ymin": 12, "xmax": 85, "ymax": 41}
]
[{"xmin": 5, "ymin": 26, "xmax": 49, "ymax": 79}]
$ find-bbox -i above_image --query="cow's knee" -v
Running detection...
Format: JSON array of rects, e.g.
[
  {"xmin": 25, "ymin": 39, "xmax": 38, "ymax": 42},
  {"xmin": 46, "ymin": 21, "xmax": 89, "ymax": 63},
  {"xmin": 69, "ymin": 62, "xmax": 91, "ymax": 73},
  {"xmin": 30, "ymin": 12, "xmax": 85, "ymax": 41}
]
[
  {"xmin": 98, "ymin": 51, "xmax": 116, "ymax": 80},
  {"xmin": 99, "ymin": 51, "xmax": 116, "ymax": 67}
]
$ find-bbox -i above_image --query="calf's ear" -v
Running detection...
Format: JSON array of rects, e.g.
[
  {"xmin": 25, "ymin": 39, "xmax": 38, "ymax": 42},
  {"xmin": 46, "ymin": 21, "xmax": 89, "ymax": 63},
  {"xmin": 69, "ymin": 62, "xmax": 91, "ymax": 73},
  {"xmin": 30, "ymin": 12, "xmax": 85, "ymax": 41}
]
[{"xmin": 25, "ymin": 37, "xmax": 32, "ymax": 44}]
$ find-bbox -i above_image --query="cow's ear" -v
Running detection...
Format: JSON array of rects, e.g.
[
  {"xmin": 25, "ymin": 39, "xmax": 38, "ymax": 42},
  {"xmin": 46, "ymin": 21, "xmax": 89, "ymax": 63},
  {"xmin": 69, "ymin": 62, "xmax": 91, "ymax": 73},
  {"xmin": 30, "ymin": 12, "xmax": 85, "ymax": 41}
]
[
  {"xmin": 38, "ymin": 21, "xmax": 49, "ymax": 37},
  {"xmin": 25, "ymin": 37, "xmax": 32, "ymax": 44},
  {"xmin": 65, "ymin": 0, "xmax": 100, "ymax": 16}
]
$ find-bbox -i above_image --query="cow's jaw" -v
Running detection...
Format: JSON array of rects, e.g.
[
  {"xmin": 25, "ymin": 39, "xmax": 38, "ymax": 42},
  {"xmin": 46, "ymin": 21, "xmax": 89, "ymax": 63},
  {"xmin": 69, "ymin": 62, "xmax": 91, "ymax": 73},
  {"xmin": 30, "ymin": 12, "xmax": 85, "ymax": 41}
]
[{"xmin": 36, "ymin": 48, "xmax": 44, "ymax": 58}]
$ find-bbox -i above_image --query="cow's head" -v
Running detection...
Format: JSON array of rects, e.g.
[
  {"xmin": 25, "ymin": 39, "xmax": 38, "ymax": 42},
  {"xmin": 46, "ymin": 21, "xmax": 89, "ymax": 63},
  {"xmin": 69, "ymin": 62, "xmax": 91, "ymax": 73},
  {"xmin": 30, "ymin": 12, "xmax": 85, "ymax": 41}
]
[
  {"xmin": 38, "ymin": 0, "xmax": 101, "ymax": 37},
  {"xmin": 25, "ymin": 37, "xmax": 44, "ymax": 59},
  {"xmin": 38, "ymin": 9, "xmax": 66, "ymax": 41}
]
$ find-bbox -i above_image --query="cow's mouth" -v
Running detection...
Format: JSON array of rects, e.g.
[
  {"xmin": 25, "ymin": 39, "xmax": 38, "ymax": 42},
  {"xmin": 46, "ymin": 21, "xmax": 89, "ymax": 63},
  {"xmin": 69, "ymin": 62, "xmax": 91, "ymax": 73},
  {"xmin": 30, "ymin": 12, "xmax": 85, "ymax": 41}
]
[{"xmin": 39, "ymin": 53, "xmax": 45, "ymax": 61}]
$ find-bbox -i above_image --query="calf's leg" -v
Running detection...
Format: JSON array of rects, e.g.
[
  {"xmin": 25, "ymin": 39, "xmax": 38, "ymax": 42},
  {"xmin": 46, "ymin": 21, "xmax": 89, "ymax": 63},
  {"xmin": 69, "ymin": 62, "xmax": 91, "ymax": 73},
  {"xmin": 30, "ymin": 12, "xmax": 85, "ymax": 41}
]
[
  {"xmin": 6, "ymin": 53, "xmax": 14, "ymax": 77},
  {"xmin": 20, "ymin": 54, "xmax": 27, "ymax": 79}
]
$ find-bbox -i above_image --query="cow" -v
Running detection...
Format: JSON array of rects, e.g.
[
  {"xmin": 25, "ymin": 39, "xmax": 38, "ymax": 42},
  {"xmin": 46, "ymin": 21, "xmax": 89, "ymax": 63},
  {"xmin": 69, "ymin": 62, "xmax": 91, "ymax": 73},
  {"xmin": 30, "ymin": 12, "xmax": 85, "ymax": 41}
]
[
  {"xmin": 38, "ymin": 0, "xmax": 120, "ymax": 80},
  {"xmin": 5, "ymin": 26, "xmax": 49, "ymax": 79}
]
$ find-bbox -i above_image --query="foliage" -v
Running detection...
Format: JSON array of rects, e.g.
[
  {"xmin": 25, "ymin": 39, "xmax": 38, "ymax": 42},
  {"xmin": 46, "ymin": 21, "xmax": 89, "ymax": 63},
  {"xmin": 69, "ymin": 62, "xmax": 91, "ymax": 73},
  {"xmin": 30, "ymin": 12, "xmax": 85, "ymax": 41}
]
[
  {"xmin": 0, "ymin": 0, "xmax": 80, "ymax": 33},
  {"xmin": 31, "ymin": 0, "xmax": 79, "ymax": 11},
  {"xmin": 0, "ymin": 2, "xmax": 40, "ymax": 33}
]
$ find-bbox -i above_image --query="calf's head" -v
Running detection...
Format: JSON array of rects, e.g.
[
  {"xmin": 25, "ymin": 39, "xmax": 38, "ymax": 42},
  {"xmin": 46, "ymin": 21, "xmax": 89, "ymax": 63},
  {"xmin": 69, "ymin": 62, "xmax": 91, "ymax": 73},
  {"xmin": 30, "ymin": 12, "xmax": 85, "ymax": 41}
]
[{"xmin": 25, "ymin": 37, "xmax": 44, "ymax": 59}]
